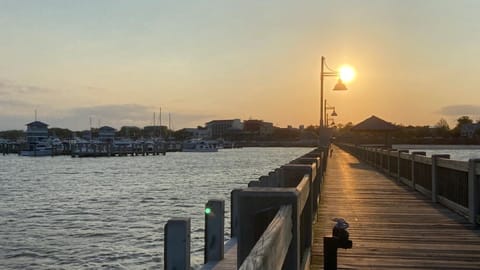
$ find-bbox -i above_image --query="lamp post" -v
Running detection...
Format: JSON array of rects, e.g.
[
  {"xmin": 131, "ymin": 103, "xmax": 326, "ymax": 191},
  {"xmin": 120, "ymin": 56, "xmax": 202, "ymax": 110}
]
[
  {"xmin": 324, "ymin": 100, "xmax": 337, "ymax": 128},
  {"xmin": 319, "ymin": 56, "xmax": 347, "ymax": 129}
]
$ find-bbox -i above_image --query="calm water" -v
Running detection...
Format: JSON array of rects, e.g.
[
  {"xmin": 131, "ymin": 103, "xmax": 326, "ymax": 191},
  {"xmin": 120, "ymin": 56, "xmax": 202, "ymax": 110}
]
[
  {"xmin": 0, "ymin": 147, "xmax": 311, "ymax": 269},
  {"xmin": 393, "ymin": 144, "xmax": 480, "ymax": 161}
]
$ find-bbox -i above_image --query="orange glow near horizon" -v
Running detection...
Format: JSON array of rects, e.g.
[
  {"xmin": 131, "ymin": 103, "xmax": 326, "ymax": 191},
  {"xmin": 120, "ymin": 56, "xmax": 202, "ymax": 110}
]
[{"xmin": 339, "ymin": 65, "xmax": 355, "ymax": 83}]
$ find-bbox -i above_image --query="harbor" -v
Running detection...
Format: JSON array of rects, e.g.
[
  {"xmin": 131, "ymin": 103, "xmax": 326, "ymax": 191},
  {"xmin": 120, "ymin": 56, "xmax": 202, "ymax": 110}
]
[
  {"xmin": 0, "ymin": 147, "xmax": 311, "ymax": 269},
  {"xmin": 2, "ymin": 2, "xmax": 480, "ymax": 269}
]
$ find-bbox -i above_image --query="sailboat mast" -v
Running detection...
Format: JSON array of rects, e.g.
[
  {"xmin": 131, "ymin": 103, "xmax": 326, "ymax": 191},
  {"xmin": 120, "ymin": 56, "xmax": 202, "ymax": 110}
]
[
  {"xmin": 153, "ymin": 112, "xmax": 156, "ymax": 137},
  {"xmin": 159, "ymin": 107, "xmax": 162, "ymax": 138}
]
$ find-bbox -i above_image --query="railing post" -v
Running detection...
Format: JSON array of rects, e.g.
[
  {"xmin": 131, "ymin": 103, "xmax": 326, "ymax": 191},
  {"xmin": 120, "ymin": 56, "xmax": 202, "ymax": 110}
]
[
  {"xmin": 397, "ymin": 150, "xmax": 408, "ymax": 183},
  {"xmin": 431, "ymin": 154, "xmax": 450, "ymax": 203},
  {"xmin": 468, "ymin": 159, "xmax": 480, "ymax": 225},
  {"xmin": 387, "ymin": 150, "xmax": 391, "ymax": 174},
  {"xmin": 236, "ymin": 189, "xmax": 299, "ymax": 269},
  {"xmin": 164, "ymin": 218, "xmax": 191, "ymax": 270},
  {"xmin": 388, "ymin": 149, "xmax": 397, "ymax": 177},
  {"xmin": 411, "ymin": 152, "xmax": 426, "ymax": 190},
  {"xmin": 205, "ymin": 199, "xmax": 225, "ymax": 263}
]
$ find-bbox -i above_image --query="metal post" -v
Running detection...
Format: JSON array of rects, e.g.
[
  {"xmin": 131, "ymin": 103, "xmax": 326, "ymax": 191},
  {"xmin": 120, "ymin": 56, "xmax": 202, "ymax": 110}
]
[
  {"xmin": 320, "ymin": 56, "xmax": 325, "ymax": 129},
  {"xmin": 323, "ymin": 237, "xmax": 338, "ymax": 270},
  {"xmin": 325, "ymin": 99, "xmax": 328, "ymax": 128},
  {"xmin": 205, "ymin": 199, "xmax": 225, "ymax": 263}
]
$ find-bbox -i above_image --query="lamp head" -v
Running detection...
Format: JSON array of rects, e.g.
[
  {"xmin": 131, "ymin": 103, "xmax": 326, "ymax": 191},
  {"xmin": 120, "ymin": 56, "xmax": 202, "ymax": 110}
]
[
  {"xmin": 333, "ymin": 79, "xmax": 348, "ymax": 91},
  {"xmin": 331, "ymin": 110, "xmax": 338, "ymax": 117}
]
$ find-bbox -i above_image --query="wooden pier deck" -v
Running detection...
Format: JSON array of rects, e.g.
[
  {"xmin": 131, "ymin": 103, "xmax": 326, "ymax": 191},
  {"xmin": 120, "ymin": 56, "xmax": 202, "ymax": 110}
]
[{"xmin": 311, "ymin": 145, "xmax": 480, "ymax": 269}]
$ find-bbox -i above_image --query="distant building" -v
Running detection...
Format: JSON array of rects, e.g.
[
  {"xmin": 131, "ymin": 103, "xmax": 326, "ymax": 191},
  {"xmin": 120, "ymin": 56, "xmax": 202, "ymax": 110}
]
[
  {"xmin": 460, "ymin": 123, "xmax": 480, "ymax": 138},
  {"xmin": 25, "ymin": 121, "xmax": 49, "ymax": 143},
  {"xmin": 243, "ymin": 119, "xmax": 274, "ymax": 136},
  {"xmin": 179, "ymin": 128, "xmax": 211, "ymax": 139},
  {"xmin": 98, "ymin": 126, "xmax": 116, "ymax": 142},
  {"xmin": 81, "ymin": 130, "xmax": 92, "ymax": 141},
  {"xmin": 206, "ymin": 119, "xmax": 243, "ymax": 138}
]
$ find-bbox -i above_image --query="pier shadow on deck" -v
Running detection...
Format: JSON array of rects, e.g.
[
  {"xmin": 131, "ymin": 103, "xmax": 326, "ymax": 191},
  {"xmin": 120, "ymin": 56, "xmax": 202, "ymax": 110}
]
[{"xmin": 311, "ymin": 146, "xmax": 480, "ymax": 269}]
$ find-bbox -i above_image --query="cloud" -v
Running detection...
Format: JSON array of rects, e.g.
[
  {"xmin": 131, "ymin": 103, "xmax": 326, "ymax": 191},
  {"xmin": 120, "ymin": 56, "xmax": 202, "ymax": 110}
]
[
  {"xmin": 0, "ymin": 80, "xmax": 53, "ymax": 115},
  {"xmin": 0, "ymin": 98, "xmax": 32, "ymax": 108},
  {"xmin": 438, "ymin": 104, "xmax": 480, "ymax": 116},
  {"xmin": 0, "ymin": 99, "xmax": 216, "ymax": 131},
  {"xmin": 46, "ymin": 104, "xmax": 216, "ymax": 131},
  {"xmin": 0, "ymin": 80, "xmax": 52, "ymax": 95}
]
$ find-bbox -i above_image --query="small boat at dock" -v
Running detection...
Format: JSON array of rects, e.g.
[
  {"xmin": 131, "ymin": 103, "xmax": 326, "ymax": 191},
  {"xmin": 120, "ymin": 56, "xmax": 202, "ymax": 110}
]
[{"xmin": 182, "ymin": 139, "xmax": 218, "ymax": 152}]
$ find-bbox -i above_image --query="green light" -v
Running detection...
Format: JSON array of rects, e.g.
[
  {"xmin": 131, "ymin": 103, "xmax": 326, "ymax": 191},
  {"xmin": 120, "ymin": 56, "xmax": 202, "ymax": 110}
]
[{"xmin": 205, "ymin": 207, "xmax": 212, "ymax": 215}]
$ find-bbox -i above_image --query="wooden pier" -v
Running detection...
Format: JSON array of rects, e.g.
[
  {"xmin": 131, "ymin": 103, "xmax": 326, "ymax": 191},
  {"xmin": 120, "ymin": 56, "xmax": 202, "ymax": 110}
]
[
  {"xmin": 311, "ymin": 145, "xmax": 480, "ymax": 269},
  {"xmin": 164, "ymin": 145, "xmax": 480, "ymax": 270}
]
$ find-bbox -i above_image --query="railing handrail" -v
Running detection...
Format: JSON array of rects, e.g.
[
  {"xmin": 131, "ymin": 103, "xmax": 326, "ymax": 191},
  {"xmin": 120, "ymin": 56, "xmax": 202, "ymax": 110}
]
[
  {"xmin": 296, "ymin": 174, "xmax": 311, "ymax": 213},
  {"xmin": 239, "ymin": 205, "xmax": 293, "ymax": 270}
]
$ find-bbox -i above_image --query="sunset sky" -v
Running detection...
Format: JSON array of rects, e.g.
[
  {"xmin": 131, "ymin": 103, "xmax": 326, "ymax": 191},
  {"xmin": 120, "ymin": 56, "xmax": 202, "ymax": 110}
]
[{"xmin": 1, "ymin": 0, "xmax": 479, "ymax": 131}]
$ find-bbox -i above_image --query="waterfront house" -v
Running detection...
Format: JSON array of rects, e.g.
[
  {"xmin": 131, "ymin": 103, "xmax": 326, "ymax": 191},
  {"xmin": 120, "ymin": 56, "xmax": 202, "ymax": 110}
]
[
  {"xmin": 98, "ymin": 126, "xmax": 116, "ymax": 142},
  {"xmin": 25, "ymin": 121, "xmax": 49, "ymax": 143},
  {"xmin": 460, "ymin": 123, "xmax": 480, "ymax": 138}
]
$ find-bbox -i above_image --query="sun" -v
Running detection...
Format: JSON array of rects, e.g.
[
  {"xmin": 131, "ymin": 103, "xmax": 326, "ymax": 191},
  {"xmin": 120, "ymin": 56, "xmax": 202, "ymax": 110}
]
[{"xmin": 339, "ymin": 65, "xmax": 355, "ymax": 83}]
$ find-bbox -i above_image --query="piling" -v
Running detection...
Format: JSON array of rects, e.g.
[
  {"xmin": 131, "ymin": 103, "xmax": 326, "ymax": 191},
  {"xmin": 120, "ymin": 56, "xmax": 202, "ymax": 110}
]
[{"xmin": 164, "ymin": 218, "xmax": 191, "ymax": 270}]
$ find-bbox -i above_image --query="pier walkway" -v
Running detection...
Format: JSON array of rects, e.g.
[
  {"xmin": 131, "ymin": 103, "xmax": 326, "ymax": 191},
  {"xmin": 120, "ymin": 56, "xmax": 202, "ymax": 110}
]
[{"xmin": 311, "ymin": 145, "xmax": 480, "ymax": 269}]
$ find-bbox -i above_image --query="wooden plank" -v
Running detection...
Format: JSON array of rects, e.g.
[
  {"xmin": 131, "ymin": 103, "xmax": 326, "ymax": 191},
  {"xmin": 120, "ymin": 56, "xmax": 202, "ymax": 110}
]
[
  {"xmin": 437, "ymin": 158, "xmax": 469, "ymax": 172},
  {"xmin": 414, "ymin": 155, "xmax": 432, "ymax": 165},
  {"xmin": 201, "ymin": 238, "xmax": 237, "ymax": 270},
  {"xmin": 311, "ymin": 146, "xmax": 480, "ymax": 270}
]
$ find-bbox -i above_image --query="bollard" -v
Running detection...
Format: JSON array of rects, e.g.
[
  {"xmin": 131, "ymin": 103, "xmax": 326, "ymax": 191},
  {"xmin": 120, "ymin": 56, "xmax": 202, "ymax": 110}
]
[
  {"xmin": 323, "ymin": 218, "xmax": 352, "ymax": 270},
  {"xmin": 164, "ymin": 218, "xmax": 191, "ymax": 270},
  {"xmin": 204, "ymin": 199, "xmax": 225, "ymax": 263}
]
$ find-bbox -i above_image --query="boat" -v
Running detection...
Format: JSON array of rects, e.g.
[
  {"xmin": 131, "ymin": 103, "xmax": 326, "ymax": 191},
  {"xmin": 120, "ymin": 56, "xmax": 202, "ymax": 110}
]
[
  {"xmin": 20, "ymin": 141, "xmax": 53, "ymax": 157},
  {"xmin": 182, "ymin": 139, "xmax": 218, "ymax": 152}
]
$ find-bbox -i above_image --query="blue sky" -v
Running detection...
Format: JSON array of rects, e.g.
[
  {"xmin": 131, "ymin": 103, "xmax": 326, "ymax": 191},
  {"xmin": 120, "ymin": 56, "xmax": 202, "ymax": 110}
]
[{"xmin": 1, "ymin": 0, "xmax": 479, "ymax": 130}]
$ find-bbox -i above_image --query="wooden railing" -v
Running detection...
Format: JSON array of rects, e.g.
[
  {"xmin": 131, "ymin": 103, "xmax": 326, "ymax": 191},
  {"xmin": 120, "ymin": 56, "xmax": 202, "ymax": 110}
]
[
  {"xmin": 239, "ymin": 205, "xmax": 292, "ymax": 270},
  {"xmin": 337, "ymin": 143, "xmax": 480, "ymax": 225},
  {"xmin": 164, "ymin": 147, "xmax": 329, "ymax": 270}
]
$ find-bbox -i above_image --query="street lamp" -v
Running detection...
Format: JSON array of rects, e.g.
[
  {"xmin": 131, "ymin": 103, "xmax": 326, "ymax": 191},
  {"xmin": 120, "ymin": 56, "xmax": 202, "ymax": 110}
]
[
  {"xmin": 324, "ymin": 100, "xmax": 337, "ymax": 128},
  {"xmin": 319, "ymin": 56, "xmax": 349, "ymax": 128}
]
